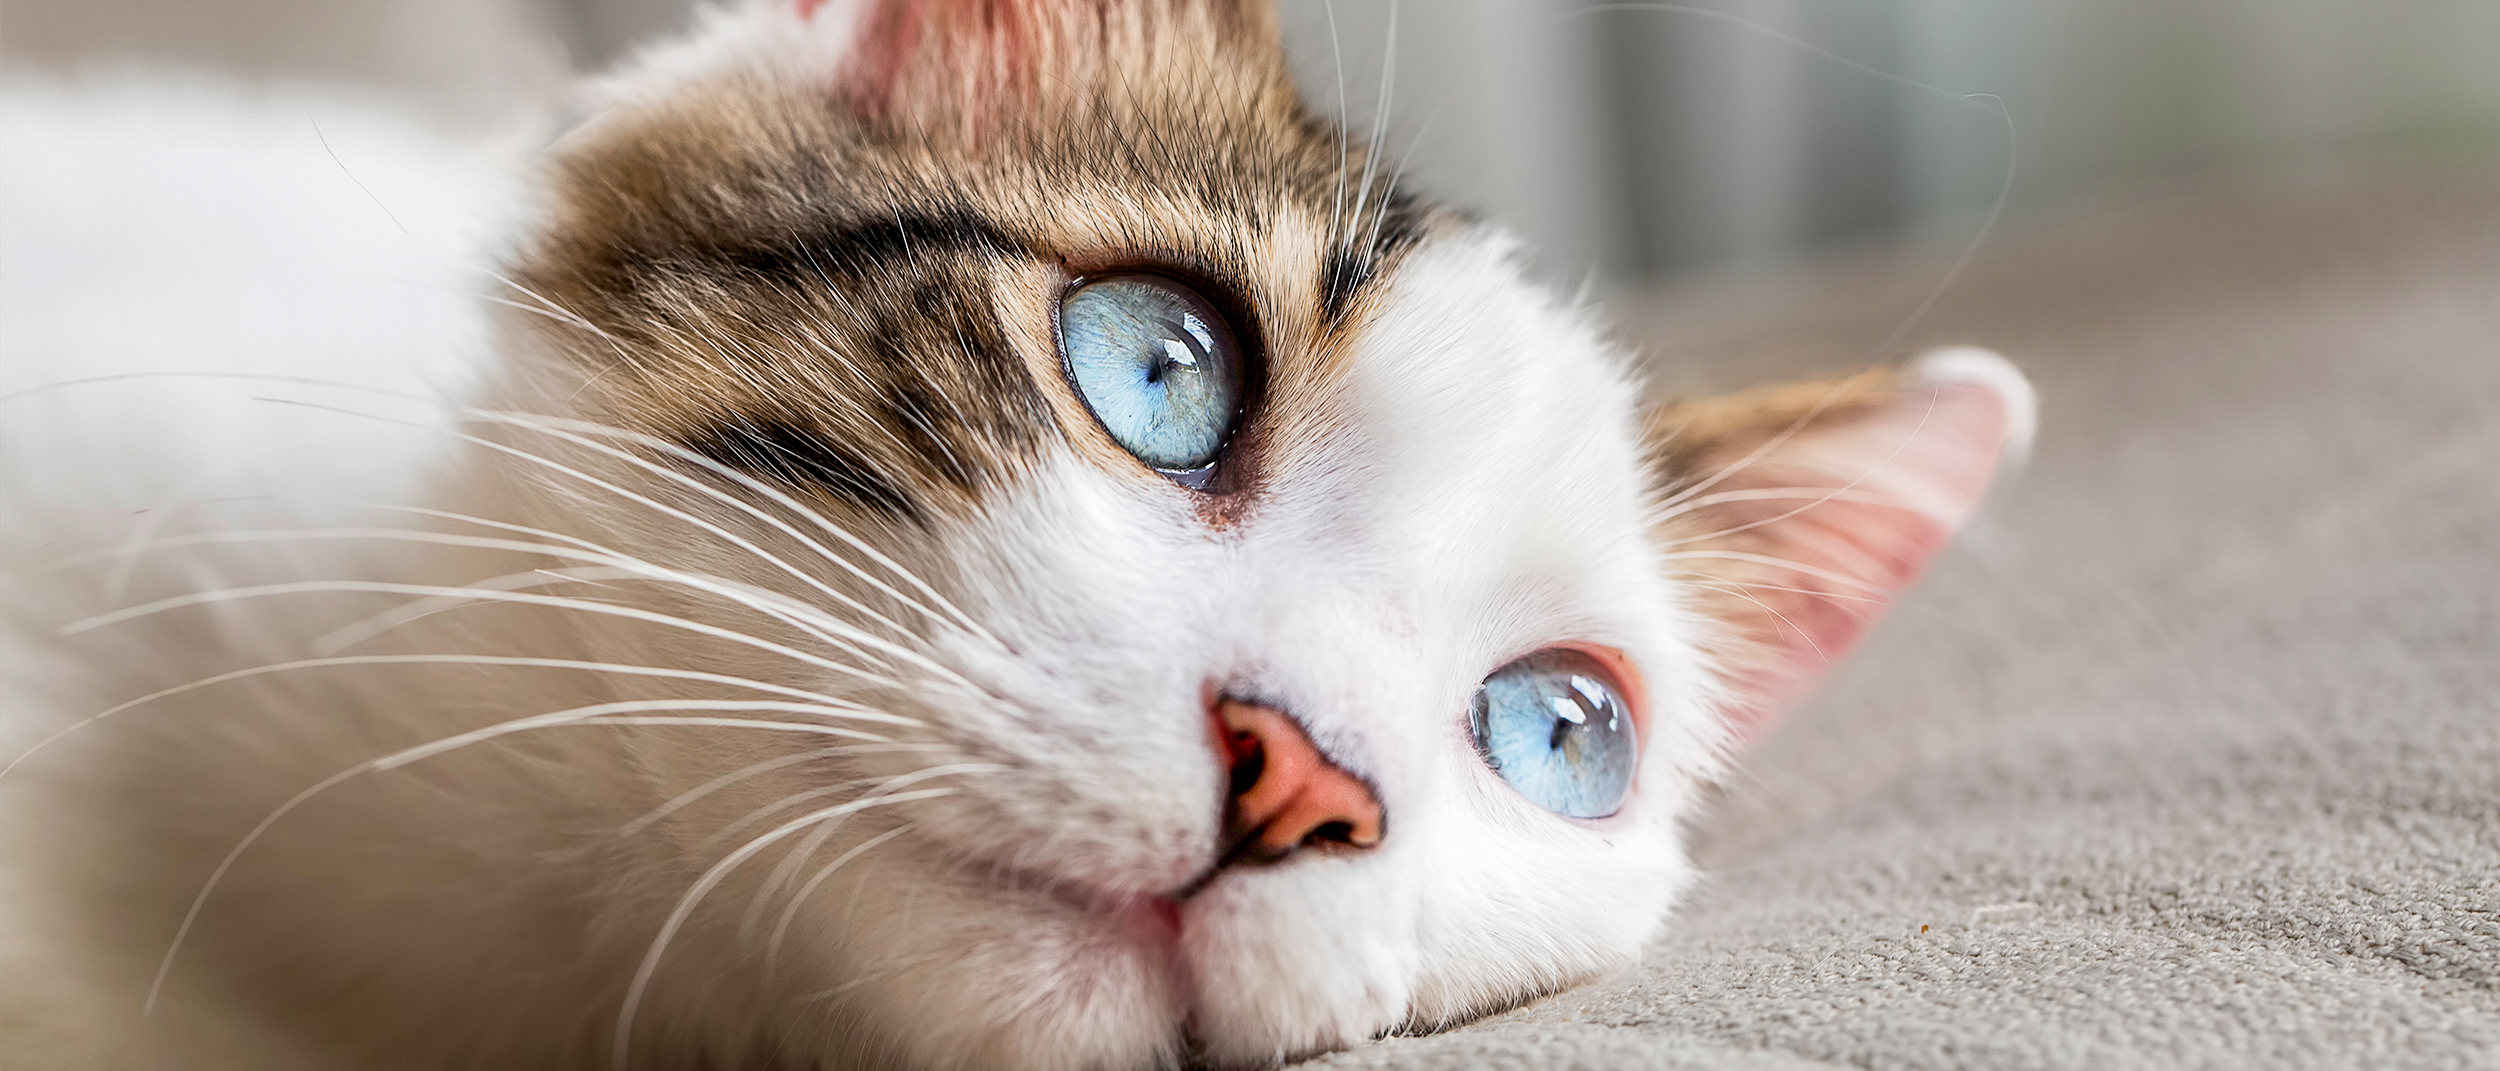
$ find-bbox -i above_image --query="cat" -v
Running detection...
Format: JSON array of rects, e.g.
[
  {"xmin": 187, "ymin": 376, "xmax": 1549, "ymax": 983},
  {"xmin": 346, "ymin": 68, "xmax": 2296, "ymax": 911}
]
[{"xmin": 0, "ymin": 1, "xmax": 2033, "ymax": 1069}]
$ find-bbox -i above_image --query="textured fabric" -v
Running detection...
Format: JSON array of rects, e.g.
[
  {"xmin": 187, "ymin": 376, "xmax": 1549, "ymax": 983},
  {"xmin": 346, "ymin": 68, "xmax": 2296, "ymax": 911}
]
[{"xmin": 1304, "ymin": 175, "xmax": 2500, "ymax": 1071}]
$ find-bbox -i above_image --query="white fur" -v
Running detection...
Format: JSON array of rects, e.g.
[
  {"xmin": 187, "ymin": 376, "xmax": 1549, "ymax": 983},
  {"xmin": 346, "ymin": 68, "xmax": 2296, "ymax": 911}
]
[
  {"xmin": 1916, "ymin": 345, "xmax": 2037, "ymax": 463},
  {"xmin": 4, "ymin": 20, "xmax": 1749, "ymax": 1071}
]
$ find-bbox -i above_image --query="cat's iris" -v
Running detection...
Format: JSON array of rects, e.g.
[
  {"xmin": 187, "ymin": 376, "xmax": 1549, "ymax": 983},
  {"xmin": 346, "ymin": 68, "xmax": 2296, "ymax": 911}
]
[
  {"xmin": 1470, "ymin": 647, "xmax": 1638, "ymax": 819},
  {"xmin": 1058, "ymin": 275, "xmax": 1246, "ymax": 481}
]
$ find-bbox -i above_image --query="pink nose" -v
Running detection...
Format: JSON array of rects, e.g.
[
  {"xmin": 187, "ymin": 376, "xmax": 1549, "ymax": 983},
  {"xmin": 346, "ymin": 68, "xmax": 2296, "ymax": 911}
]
[{"xmin": 1211, "ymin": 699, "xmax": 1384, "ymax": 863}]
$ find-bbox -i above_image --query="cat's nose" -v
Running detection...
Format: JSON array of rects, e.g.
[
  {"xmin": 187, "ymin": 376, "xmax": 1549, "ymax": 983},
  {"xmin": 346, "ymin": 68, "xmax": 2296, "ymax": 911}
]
[{"xmin": 1211, "ymin": 699, "xmax": 1383, "ymax": 863}]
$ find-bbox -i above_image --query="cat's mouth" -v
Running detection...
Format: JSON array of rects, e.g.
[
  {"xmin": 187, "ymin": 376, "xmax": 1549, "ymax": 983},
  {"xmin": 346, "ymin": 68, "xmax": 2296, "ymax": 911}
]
[{"xmin": 974, "ymin": 856, "xmax": 1191, "ymax": 945}]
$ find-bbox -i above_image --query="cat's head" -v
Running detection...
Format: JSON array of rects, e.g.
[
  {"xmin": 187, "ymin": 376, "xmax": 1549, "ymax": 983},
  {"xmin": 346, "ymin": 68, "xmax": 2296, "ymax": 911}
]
[{"xmin": 480, "ymin": 1, "xmax": 2031, "ymax": 1066}]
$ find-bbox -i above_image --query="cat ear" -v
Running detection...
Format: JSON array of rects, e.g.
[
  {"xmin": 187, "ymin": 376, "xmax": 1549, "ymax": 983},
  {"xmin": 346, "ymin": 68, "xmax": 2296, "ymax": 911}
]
[
  {"xmin": 805, "ymin": 0, "xmax": 1277, "ymax": 132},
  {"xmin": 1646, "ymin": 348, "xmax": 2035, "ymax": 744}
]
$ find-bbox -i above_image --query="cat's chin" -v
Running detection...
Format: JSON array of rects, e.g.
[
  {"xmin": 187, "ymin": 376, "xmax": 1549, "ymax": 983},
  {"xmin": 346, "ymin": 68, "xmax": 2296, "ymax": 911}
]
[{"xmin": 846, "ymin": 859, "xmax": 1410, "ymax": 1071}]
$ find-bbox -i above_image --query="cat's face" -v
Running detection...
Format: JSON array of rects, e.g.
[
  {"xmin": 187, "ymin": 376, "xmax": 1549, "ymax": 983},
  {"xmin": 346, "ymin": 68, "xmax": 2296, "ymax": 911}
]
[{"xmin": 476, "ymin": 2, "xmax": 2026, "ymax": 1067}]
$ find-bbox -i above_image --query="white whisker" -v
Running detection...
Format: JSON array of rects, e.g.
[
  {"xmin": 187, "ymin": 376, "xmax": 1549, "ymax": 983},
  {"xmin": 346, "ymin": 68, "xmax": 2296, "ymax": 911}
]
[
  {"xmin": 1651, "ymin": 368, "xmax": 1880, "ymax": 513},
  {"xmin": 63, "ymin": 581, "xmax": 911, "ymax": 693},
  {"xmin": 257, "ymin": 399, "xmax": 963, "ymax": 688},
  {"xmin": 766, "ymin": 825, "xmax": 910, "ymax": 965},
  {"xmin": 1648, "ymin": 485, "xmax": 1923, "ymax": 525},
  {"xmin": 623, "ymin": 745, "xmax": 887, "ymax": 838},
  {"xmin": 145, "ymin": 699, "xmax": 910, "ymax": 1016},
  {"xmin": 1, "ymin": 369, "xmax": 996, "ymax": 654},
  {"xmin": 477, "ymin": 266, "xmax": 615, "ymax": 342},
  {"xmin": 1687, "ymin": 583, "xmax": 1832, "ymax": 664},
  {"xmin": 709, "ymin": 778, "xmax": 885, "ymax": 847},
  {"xmin": 612, "ymin": 770, "xmax": 986, "ymax": 1071},
  {"xmin": 484, "ymin": 405, "xmax": 1002, "ymax": 651},
  {"xmin": 53, "ymin": 530, "xmax": 882, "ymax": 672},
  {"xmin": 1665, "ymin": 571, "xmax": 1890, "ymax": 607},
  {"xmin": 1322, "ymin": 0, "xmax": 1349, "ymax": 242},
  {"xmin": 1655, "ymin": 550, "xmax": 1893, "ymax": 594},
  {"xmin": 0, "ymin": 652, "xmax": 881, "ymax": 782},
  {"xmin": 1657, "ymin": 389, "xmax": 1942, "ymax": 549},
  {"xmin": 1343, "ymin": 0, "xmax": 1399, "ymax": 253},
  {"xmin": 739, "ymin": 759, "xmax": 1003, "ymax": 945},
  {"xmin": 1364, "ymin": 102, "xmax": 1440, "ymax": 255},
  {"xmin": 311, "ymin": 566, "xmax": 622, "ymax": 654}
]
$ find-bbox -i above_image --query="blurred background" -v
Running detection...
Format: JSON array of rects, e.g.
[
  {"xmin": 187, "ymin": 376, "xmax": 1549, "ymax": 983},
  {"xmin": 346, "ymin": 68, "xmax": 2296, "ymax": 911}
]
[{"xmin": 11, "ymin": 0, "xmax": 2500, "ymax": 289}]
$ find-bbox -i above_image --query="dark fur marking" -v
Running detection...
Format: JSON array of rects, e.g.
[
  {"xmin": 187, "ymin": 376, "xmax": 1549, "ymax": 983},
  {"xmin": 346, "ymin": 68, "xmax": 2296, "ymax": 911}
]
[
  {"xmin": 1319, "ymin": 190, "xmax": 1429, "ymax": 325},
  {"xmin": 714, "ymin": 210, "xmax": 1033, "ymax": 286},
  {"xmin": 1317, "ymin": 247, "xmax": 1374, "ymax": 326},
  {"xmin": 680, "ymin": 413, "xmax": 919, "ymax": 521},
  {"xmin": 882, "ymin": 382, "xmax": 978, "ymax": 488}
]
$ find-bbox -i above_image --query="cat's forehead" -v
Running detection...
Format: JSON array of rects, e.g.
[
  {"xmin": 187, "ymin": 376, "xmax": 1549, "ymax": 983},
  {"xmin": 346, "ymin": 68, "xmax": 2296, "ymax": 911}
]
[{"xmin": 512, "ymin": 63, "xmax": 1482, "ymax": 523}]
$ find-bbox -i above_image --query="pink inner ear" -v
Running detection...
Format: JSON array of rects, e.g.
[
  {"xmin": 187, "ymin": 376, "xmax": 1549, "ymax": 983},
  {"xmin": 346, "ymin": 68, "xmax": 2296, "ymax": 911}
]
[
  {"xmin": 832, "ymin": 0, "xmax": 1067, "ymax": 126},
  {"xmin": 1700, "ymin": 372, "xmax": 2018, "ymax": 743}
]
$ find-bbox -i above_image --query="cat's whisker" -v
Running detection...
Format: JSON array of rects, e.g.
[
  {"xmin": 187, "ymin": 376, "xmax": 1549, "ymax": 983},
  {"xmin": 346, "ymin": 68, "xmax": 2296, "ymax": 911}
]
[
  {"xmin": 580, "ymin": 715, "xmax": 889, "ymax": 735},
  {"xmin": 480, "ymin": 292, "xmax": 609, "ymax": 332},
  {"xmin": 697, "ymin": 318, "xmax": 946, "ymax": 473},
  {"xmin": 12, "ymin": 327, "xmax": 980, "ymax": 682},
  {"xmin": 1657, "ymin": 390, "xmax": 1943, "ymax": 549},
  {"xmin": 298, "ymin": 552, "xmax": 910, "ymax": 676},
  {"xmin": 1685, "ymin": 582, "xmax": 1834, "ymax": 665},
  {"xmin": 390, "ymin": 703, "xmax": 904, "ymax": 750},
  {"xmin": 145, "ymin": 699, "xmax": 916, "ymax": 1016},
  {"xmin": 265, "ymin": 398, "xmax": 938, "ymax": 661},
  {"xmin": 1342, "ymin": 0, "xmax": 1399, "ymax": 254},
  {"xmin": 0, "ymin": 653, "xmax": 879, "ymax": 783},
  {"xmin": 285, "ymin": 400, "xmax": 993, "ymax": 701},
  {"xmin": 748, "ymin": 805, "xmax": 868, "ymax": 947},
  {"xmin": 1649, "ymin": 485, "xmax": 1924, "ymax": 525},
  {"xmin": 737, "ymin": 785, "xmax": 925, "ymax": 946},
  {"xmin": 622, "ymin": 745, "xmax": 939, "ymax": 839},
  {"xmin": 485, "ymin": 266, "xmax": 665, "ymax": 383},
  {"xmin": 736, "ymin": 756, "xmax": 1001, "ymax": 943},
  {"xmin": 1321, "ymin": 0, "xmax": 1349, "ymax": 243},
  {"xmin": 766, "ymin": 825, "xmax": 911, "ymax": 966},
  {"xmin": 478, "ymin": 266, "xmax": 614, "ymax": 342},
  {"xmin": 1364, "ymin": 102, "xmax": 1442, "ymax": 255},
  {"xmin": 613, "ymin": 768, "xmax": 990, "ymax": 1071},
  {"xmin": 62, "ymin": 580, "xmax": 915, "ymax": 693},
  {"xmin": 286, "ymin": 500, "xmax": 901, "ymax": 657},
  {"xmin": 1650, "ymin": 368, "xmax": 1882, "ymax": 513},
  {"xmin": 708, "ymin": 777, "xmax": 889, "ymax": 848},
  {"xmin": 468, "ymin": 406, "xmax": 1001, "ymax": 652},
  {"xmin": 1655, "ymin": 550, "xmax": 1895, "ymax": 594},
  {"xmin": 312, "ymin": 565, "xmax": 833, "ymax": 657},
  {"xmin": 2, "ymin": 370, "xmax": 964, "ymax": 660},
  {"xmin": 312, "ymin": 566, "xmax": 622, "ymax": 654},
  {"xmin": 1663, "ymin": 570, "xmax": 1891, "ymax": 607},
  {"xmin": 0, "ymin": 370, "xmax": 428, "ymax": 410},
  {"xmin": 724, "ymin": 761, "xmax": 1003, "ymax": 938},
  {"xmin": 50, "ymin": 531, "xmax": 899, "ymax": 670},
  {"xmin": 93, "ymin": 447, "xmax": 304, "ymax": 603}
]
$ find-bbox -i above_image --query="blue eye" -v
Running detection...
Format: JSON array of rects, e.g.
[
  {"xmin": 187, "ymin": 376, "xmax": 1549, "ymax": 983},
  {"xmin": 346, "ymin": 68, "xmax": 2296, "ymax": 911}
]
[
  {"xmin": 1058, "ymin": 275, "xmax": 1247, "ymax": 480},
  {"xmin": 1469, "ymin": 648, "xmax": 1638, "ymax": 819}
]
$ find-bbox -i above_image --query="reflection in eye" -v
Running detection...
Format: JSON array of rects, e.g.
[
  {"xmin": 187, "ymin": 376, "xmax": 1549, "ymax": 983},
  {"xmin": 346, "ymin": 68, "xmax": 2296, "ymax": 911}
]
[
  {"xmin": 1469, "ymin": 648, "xmax": 1638, "ymax": 819},
  {"xmin": 1058, "ymin": 276, "xmax": 1246, "ymax": 479}
]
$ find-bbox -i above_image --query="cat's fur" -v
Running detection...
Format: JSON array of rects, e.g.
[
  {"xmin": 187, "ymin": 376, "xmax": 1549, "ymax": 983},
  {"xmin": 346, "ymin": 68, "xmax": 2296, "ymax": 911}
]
[{"xmin": 0, "ymin": 2, "xmax": 2032, "ymax": 1069}]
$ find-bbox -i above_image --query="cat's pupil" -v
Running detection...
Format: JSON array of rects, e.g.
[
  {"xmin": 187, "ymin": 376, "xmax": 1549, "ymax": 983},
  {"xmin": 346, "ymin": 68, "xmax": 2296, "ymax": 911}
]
[
  {"xmin": 1059, "ymin": 275, "xmax": 1247, "ymax": 476},
  {"xmin": 1469, "ymin": 650, "xmax": 1639, "ymax": 819}
]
